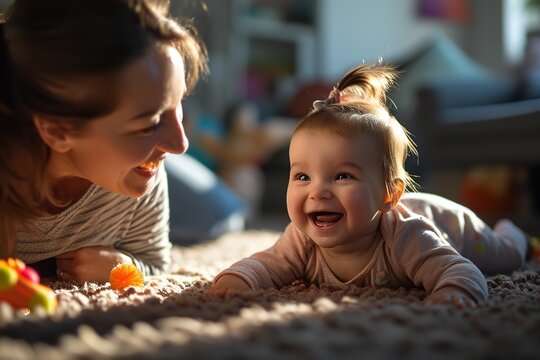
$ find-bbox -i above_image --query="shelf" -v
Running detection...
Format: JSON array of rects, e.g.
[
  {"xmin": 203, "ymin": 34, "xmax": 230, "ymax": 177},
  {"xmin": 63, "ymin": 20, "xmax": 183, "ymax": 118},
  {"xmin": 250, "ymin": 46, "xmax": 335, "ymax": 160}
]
[
  {"xmin": 238, "ymin": 17, "xmax": 315, "ymax": 42},
  {"xmin": 222, "ymin": 0, "xmax": 319, "ymax": 116}
]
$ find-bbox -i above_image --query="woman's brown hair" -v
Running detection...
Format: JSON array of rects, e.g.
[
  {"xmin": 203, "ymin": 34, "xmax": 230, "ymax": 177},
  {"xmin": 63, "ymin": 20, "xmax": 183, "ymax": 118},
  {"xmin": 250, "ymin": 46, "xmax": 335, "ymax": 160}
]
[{"xmin": 0, "ymin": 0, "xmax": 208, "ymax": 257}]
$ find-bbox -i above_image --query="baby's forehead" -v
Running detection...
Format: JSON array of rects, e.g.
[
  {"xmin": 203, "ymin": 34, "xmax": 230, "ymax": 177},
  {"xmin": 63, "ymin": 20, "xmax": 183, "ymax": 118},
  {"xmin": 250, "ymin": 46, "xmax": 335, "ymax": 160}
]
[
  {"xmin": 294, "ymin": 122, "xmax": 379, "ymax": 142},
  {"xmin": 297, "ymin": 111, "xmax": 382, "ymax": 132},
  {"xmin": 293, "ymin": 126, "xmax": 380, "ymax": 149}
]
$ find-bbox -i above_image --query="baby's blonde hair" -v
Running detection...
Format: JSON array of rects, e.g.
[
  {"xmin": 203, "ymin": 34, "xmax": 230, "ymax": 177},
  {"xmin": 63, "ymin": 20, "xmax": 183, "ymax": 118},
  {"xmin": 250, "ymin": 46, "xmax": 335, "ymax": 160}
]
[{"xmin": 294, "ymin": 64, "xmax": 417, "ymax": 198}]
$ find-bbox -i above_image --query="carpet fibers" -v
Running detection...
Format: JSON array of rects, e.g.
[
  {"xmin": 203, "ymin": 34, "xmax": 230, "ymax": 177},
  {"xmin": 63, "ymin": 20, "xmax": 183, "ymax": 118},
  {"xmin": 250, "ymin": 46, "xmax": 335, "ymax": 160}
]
[{"xmin": 1, "ymin": 230, "xmax": 539, "ymax": 359}]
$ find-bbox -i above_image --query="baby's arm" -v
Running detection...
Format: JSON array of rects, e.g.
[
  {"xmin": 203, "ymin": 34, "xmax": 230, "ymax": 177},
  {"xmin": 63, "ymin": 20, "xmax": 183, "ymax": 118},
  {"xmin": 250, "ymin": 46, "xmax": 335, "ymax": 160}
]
[
  {"xmin": 209, "ymin": 224, "xmax": 310, "ymax": 297},
  {"xmin": 423, "ymin": 285, "xmax": 477, "ymax": 308},
  {"xmin": 206, "ymin": 274, "xmax": 251, "ymax": 297},
  {"xmin": 389, "ymin": 218, "xmax": 488, "ymax": 306}
]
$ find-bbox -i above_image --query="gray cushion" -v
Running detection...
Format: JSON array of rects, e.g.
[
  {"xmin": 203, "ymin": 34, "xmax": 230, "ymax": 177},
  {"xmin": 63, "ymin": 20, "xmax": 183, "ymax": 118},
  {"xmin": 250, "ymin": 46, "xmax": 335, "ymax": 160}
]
[{"xmin": 165, "ymin": 155, "xmax": 246, "ymax": 244}]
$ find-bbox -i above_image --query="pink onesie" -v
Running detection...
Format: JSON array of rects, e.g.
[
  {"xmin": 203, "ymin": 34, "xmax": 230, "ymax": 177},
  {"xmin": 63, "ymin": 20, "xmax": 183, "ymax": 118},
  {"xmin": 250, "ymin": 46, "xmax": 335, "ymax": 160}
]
[{"xmin": 214, "ymin": 193, "xmax": 528, "ymax": 303}]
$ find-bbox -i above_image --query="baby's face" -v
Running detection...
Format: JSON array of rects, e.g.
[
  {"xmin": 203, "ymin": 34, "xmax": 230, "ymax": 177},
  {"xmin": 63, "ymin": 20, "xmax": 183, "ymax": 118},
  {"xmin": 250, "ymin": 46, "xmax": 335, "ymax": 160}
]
[{"xmin": 286, "ymin": 128, "xmax": 388, "ymax": 251}]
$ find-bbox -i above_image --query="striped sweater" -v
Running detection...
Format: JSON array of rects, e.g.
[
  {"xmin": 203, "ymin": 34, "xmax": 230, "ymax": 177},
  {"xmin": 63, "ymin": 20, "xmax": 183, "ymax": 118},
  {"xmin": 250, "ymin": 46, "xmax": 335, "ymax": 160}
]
[{"xmin": 16, "ymin": 167, "xmax": 171, "ymax": 275}]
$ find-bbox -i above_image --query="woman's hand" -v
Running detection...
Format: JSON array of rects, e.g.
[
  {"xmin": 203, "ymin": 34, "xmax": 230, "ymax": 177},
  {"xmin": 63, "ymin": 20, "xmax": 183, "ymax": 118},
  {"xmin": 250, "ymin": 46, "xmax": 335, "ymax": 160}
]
[
  {"xmin": 55, "ymin": 246, "xmax": 133, "ymax": 284},
  {"xmin": 206, "ymin": 274, "xmax": 251, "ymax": 298},
  {"xmin": 424, "ymin": 286, "xmax": 477, "ymax": 308}
]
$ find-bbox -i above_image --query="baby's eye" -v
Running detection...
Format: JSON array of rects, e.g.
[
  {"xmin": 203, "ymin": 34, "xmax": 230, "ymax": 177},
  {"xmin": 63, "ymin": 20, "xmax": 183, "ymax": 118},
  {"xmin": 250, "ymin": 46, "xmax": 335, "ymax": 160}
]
[
  {"xmin": 294, "ymin": 173, "xmax": 310, "ymax": 181},
  {"xmin": 336, "ymin": 173, "xmax": 352, "ymax": 180}
]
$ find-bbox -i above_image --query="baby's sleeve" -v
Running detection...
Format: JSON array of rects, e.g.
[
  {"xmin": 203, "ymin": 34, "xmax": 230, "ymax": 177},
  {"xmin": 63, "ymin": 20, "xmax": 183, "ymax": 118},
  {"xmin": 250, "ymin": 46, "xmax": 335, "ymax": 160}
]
[
  {"xmin": 388, "ymin": 217, "xmax": 488, "ymax": 303},
  {"xmin": 213, "ymin": 224, "xmax": 310, "ymax": 289}
]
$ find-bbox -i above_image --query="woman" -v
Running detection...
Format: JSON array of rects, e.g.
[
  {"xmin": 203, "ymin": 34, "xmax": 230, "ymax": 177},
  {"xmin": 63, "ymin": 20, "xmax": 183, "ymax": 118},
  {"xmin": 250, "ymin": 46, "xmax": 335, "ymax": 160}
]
[{"xmin": 0, "ymin": 0, "xmax": 208, "ymax": 283}]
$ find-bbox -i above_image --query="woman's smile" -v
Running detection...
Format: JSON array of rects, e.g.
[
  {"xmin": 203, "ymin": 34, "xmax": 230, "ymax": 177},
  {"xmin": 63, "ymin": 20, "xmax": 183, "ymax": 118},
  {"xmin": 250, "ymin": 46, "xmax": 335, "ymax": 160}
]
[{"xmin": 135, "ymin": 158, "xmax": 164, "ymax": 177}]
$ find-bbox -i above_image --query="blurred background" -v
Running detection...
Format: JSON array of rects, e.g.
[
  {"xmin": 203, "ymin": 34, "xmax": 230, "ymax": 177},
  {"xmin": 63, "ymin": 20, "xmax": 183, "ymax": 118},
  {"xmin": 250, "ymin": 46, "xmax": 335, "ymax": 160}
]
[
  {"xmin": 177, "ymin": 0, "xmax": 540, "ymax": 236},
  {"xmin": 2, "ymin": 0, "xmax": 539, "ymax": 239}
]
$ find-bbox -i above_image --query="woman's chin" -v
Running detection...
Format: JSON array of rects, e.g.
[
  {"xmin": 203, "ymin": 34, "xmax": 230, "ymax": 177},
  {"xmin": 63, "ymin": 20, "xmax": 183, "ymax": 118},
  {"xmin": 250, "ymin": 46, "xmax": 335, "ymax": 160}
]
[{"xmin": 117, "ymin": 178, "xmax": 155, "ymax": 198}]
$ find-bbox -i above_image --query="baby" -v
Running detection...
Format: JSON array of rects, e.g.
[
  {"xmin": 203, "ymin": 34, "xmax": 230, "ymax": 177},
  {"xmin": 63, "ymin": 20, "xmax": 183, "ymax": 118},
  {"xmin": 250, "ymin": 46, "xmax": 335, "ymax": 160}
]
[{"xmin": 209, "ymin": 64, "xmax": 534, "ymax": 306}]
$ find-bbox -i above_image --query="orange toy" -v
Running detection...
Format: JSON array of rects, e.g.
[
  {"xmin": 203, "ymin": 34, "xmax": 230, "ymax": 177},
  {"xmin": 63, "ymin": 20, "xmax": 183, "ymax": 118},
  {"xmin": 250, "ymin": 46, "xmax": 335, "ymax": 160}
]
[
  {"xmin": 109, "ymin": 263, "xmax": 144, "ymax": 291},
  {"xmin": 0, "ymin": 258, "xmax": 57, "ymax": 314}
]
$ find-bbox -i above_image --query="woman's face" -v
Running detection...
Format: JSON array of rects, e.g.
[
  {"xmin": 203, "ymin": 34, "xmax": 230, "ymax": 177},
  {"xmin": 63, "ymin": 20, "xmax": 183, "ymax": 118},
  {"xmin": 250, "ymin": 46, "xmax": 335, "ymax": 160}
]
[{"xmin": 48, "ymin": 44, "xmax": 188, "ymax": 198}]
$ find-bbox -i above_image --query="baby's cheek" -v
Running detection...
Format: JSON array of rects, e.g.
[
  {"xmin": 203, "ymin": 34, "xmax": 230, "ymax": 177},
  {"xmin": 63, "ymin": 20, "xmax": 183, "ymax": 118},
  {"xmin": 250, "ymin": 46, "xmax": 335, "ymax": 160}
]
[
  {"xmin": 286, "ymin": 192, "xmax": 302, "ymax": 217},
  {"xmin": 345, "ymin": 193, "xmax": 372, "ymax": 218}
]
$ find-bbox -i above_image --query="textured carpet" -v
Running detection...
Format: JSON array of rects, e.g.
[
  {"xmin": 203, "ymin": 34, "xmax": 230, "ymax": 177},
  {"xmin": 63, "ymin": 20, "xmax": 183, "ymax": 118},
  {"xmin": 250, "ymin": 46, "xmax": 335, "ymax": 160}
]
[{"xmin": 1, "ymin": 230, "xmax": 539, "ymax": 360}]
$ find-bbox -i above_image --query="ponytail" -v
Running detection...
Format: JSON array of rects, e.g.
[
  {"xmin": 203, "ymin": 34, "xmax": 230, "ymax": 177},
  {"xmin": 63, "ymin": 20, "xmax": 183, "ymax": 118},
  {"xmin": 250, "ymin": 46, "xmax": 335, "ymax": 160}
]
[
  {"xmin": 295, "ymin": 63, "xmax": 418, "ymax": 196},
  {"xmin": 336, "ymin": 64, "xmax": 397, "ymax": 117}
]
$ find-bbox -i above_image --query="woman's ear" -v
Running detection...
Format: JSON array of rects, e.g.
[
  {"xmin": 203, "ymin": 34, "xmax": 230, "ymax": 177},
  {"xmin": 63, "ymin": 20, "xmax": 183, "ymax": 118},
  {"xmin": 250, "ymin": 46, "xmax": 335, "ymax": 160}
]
[
  {"xmin": 380, "ymin": 179, "xmax": 405, "ymax": 213},
  {"xmin": 33, "ymin": 116, "xmax": 73, "ymax": 153}
]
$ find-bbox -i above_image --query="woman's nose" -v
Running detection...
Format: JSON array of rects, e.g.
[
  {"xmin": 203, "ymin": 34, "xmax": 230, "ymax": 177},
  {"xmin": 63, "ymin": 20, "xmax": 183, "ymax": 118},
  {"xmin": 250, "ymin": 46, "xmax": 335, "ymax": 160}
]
[{"xmin": 157, "ymin": 107, "xmax": 189, "ymax": 154}]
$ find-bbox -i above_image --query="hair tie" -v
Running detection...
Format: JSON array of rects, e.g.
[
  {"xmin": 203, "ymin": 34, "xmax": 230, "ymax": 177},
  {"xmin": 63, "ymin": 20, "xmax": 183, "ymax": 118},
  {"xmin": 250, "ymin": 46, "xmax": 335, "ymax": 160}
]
[{"xmin": 312, "ymin": 87, "xmax": 341, "ymax": 110}]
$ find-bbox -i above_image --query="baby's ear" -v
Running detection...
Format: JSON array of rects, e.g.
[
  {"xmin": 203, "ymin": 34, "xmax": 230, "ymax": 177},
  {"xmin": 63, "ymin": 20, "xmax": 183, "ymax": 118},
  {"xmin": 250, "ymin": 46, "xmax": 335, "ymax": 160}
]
[{"xmin": 380, "ymin": 179, "xmax": 405, "ymax": 212}]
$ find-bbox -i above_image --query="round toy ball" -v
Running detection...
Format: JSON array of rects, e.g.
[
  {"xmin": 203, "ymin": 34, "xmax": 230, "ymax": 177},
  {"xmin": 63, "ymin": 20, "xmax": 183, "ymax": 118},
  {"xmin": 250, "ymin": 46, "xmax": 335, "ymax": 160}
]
[
  {"xmin": 0, "ymin": 266, "xmax": 18, "ymax": 291},
  {"xmin": 109, "ymin": 263, "xmax": 144, "ymax": 291}
]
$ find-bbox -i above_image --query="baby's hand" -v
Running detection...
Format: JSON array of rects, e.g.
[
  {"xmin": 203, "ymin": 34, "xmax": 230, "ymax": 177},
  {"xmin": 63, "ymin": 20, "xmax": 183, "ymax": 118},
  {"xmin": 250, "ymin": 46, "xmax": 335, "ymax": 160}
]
[
  {"xmin": 206, "ymin": 274, "xmax": 251, "ymax": 298},
  {"xmin": 55, "ymin": 246, "xmax": 133, "ymax": 284},
  {"xmin": 424, "ymin": 286, "xmax": 477, "ymax": 308}
]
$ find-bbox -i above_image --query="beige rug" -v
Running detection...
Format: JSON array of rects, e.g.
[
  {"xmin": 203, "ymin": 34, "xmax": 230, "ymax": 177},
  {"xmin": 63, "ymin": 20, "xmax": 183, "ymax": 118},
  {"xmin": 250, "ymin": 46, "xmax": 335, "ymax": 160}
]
[{"xmin": 1, "ymin": 230, "xmax": 539, "ymax": 360}]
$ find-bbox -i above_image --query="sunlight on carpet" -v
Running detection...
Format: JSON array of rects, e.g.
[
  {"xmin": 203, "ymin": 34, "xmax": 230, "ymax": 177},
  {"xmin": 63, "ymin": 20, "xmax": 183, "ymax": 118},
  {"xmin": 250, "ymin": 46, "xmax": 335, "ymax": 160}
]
[{"xmin": 0, "ymin": 230, "xmax": 539, "ymax": 359}]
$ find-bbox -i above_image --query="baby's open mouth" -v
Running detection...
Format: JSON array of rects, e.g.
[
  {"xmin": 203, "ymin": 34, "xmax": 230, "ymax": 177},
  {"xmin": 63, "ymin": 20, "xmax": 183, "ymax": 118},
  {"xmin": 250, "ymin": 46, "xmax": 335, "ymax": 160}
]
[
  {"xmin": 309, "ymin": 211, "xmax": 343, "ymax": 227},
  {"xmin": 137, "ymin": 159, "xmax": 162, "ymax": 171}
]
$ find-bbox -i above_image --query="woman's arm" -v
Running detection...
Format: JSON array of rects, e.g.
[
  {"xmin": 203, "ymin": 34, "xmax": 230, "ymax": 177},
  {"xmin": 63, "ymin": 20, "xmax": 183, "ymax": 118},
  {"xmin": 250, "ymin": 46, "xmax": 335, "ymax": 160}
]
[{"xmin": 54, "ymin": 168, "xmax": 171, "ymax": 283}]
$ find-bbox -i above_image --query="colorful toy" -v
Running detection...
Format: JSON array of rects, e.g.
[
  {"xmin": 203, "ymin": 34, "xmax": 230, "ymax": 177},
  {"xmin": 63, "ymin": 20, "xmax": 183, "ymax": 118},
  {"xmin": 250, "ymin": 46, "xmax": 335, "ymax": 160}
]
[
  {"xmin": 109, "ymin": 263, "xmax": 144, "ymax": 291},
  {"xmin": 0, "ymin": 258, "xmax": 57, "ymax": 314}
]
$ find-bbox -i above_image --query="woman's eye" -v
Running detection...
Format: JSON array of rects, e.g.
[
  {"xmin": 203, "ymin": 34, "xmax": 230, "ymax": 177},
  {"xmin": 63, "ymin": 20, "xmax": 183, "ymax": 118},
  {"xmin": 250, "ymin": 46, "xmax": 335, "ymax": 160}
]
[
  {"xmin": 138, "ymin": 122, "xmax": 161, "ymax": 135},
  {"xmin": 336, "ymin": 173, "xmax": 352, "ymax": 180}
]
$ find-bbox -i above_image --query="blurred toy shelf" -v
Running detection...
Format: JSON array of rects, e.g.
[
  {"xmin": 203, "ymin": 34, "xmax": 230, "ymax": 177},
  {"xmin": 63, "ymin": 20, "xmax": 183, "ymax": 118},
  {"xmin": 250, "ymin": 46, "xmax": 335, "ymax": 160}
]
[
  {"xmin": 227, "ymin": 0, "xmax": 318, "ymax": 116},
  {"xmin": 238, "ymin": 17, "xmax": 315, "ymax": 41}
]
